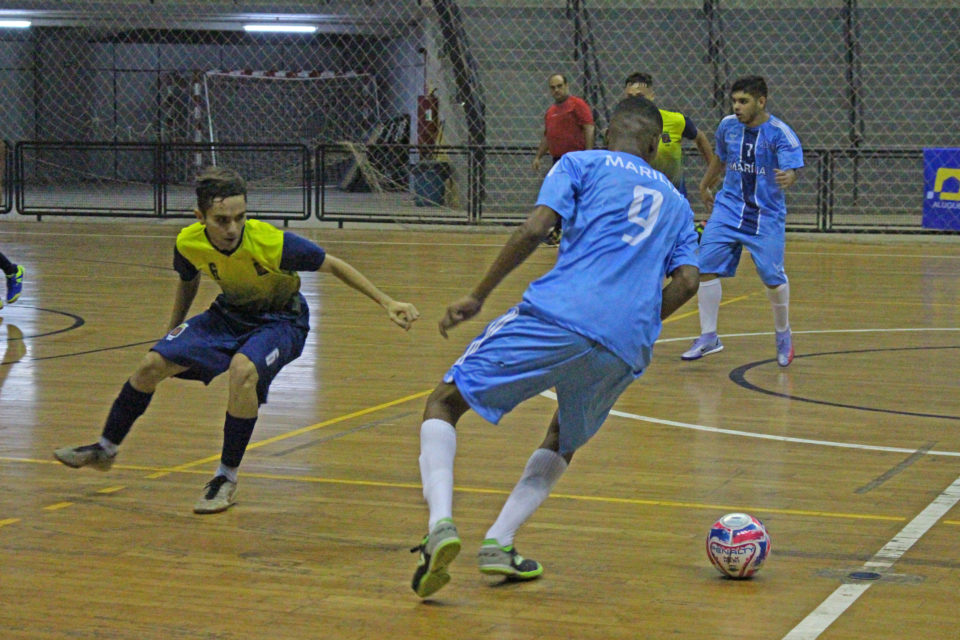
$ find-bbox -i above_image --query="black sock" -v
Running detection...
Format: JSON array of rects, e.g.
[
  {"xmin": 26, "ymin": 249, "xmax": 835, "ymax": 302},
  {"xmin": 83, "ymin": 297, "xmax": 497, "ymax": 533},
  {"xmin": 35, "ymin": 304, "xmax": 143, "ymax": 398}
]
[
  {"xmin": 0, "ymin": 253, "xmax": 15, "ymax": 274},
  {"xmin": 221, "ymin": 413, "xmax": 258, "ymax": 468},
  {"xmin": 102, "ymin": 380, "xmax": 153, "ymax": 445}
]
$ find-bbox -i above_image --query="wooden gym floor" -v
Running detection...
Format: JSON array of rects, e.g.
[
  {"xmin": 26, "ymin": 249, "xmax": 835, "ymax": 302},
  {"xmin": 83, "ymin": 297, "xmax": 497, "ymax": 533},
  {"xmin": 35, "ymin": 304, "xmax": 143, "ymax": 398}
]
[{"xmin": 0, "ymin": 220, "xmax": 958, "ymax": 639}]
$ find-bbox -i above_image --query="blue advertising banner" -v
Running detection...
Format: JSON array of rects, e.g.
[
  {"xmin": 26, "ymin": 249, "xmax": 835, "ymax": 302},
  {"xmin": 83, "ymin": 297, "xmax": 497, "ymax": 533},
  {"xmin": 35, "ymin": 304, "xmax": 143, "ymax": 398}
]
[{"xmin": 923, "ymin": 148, "xmax": 960, "ymax": 230}]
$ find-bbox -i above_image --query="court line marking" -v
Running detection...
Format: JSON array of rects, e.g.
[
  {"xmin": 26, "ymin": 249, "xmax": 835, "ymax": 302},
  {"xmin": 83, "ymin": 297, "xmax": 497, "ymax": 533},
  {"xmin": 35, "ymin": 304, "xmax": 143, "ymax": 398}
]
[
  {"xmin": 5, "ymin": 455, "xmax": 946, "ymax": 526},
  {"xmin": 42, "ymin": 502, "xmax": 73, "ymax": 511},
  {"xmin": 540, "ymin": 390, "xmax": 960, "ymax": 458},
  {"xmin": 782, "ymin": 473, "xmax": 960, "ymax": 640},
  {"xmin": 605, "ymin": 327, "xmax": 960, "ymax": 456},
  {"xmin": 854, "ymin": 443, "xmax": 936, "ymax": 493},
  {"xmin": 657, "ymin": 326, "xmax": 960, "ymax": 344},
  {"xmin": 143, "ymin": 389, "xmax": 433, "ymax": 478},
  {"xmin": 666, "ymin": 293, "xmax": 752, "ymax": 322}
]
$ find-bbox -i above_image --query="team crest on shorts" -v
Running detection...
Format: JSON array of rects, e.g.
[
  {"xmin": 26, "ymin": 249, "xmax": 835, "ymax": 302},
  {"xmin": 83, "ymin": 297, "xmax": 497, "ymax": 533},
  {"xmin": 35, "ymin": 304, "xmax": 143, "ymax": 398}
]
[
  {"xmin": 166, "ymin": 323, "xmax": 188, "ymax": 340},
  {"xmin": 265, "ymin": 347, "xmax": 279, "ymax": 366}
]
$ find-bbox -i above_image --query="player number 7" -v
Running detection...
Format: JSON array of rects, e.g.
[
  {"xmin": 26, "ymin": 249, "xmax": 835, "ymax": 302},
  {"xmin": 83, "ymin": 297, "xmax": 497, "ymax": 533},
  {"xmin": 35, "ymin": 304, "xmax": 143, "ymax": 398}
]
[{"xmin": 622, "ymin": 184, "xmax": 662, "ymax": 246}]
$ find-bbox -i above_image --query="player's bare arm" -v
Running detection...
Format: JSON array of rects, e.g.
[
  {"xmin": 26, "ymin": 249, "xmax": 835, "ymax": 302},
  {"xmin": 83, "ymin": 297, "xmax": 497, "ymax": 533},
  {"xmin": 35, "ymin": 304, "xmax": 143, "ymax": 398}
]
[
  {"xmin": 532, "ymin": 132, "xmax": 550, "ymax": 171},
  {"xmin": 774, "ymin": 168, "xmax": 798, "ymax": 190},
  {"xmin": 699, "ymin": 155, "xmax": 726, "ymax": 210},
  {"xmin": 693, "ymin": 130, "xmax": 716, "ymax": 167},
  {"xmin": 319, "ymin": 254, "xmax": 420, "ymax": 330},
  {"xmin": 660, "ymin": 264, "xmax": 700, "ymax": 320},
  {"xmin": 583, "ymin": 123, "xmax": 596, "ymax": 150},
  {"xmin": 168, "ymin": 273, "xmax": 200, "ymax": 331},
  {"xmin": 439, "ymin": 205, "xmax": 557, "ymax": 337}
]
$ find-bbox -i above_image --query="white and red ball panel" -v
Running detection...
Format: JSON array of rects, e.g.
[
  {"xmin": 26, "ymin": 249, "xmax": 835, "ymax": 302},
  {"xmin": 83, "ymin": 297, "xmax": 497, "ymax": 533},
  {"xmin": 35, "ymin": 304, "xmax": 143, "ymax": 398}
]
[{"xmin": 706, "ymin": 512, "xmax": 771, "ymax": 579}]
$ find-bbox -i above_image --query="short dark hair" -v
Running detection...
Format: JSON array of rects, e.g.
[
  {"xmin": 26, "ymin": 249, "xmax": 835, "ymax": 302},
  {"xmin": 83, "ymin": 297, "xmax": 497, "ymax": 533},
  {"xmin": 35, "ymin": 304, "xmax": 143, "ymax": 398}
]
[
  {"xmin": 624, "ymin": 72, "xmax": 653, "ymax": 87},
  {"xmin": 611, "ymin": 95, "xmax": 663, "ymax": 137},
  {"xmin": 731, "ymin": 75, "xmax": 768, "ymax": 99},
  {"xmin": 195, "ymin": 166, "xmax": 246, "ymax": 213}
]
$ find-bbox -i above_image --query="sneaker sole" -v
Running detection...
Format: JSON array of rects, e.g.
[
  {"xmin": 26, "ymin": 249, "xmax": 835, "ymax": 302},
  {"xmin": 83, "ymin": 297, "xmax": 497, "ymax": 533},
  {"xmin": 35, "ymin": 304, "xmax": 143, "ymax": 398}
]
[
  {"xmin": 415, "ymin": 537, "xmax": 461, "ymax": 598},
  {"xmin": 53, "ymin": 451, "xmax": 115, "ymax": 471},
  {"xmin": 193, "ymin": 492, "xmax": 238, "ymax": 515},
  {"xmin": 681, "ymin": 343, "xmax": 724, "ymax": 361},
  {"xmin": 193, "ymin": 502, "xmax": 236, "ymax": 514},
  {"xmin": 478, "ymin": 563, "xmax": 544, "ymax": 580}
]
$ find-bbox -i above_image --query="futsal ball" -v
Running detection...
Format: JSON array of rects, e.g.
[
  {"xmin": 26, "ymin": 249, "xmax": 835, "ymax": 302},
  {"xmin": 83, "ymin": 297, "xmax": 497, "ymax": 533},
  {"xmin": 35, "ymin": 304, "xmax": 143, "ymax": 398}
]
[{"xmin": 706, "ymin": 512, "xmax": 771, "ymax": 579}]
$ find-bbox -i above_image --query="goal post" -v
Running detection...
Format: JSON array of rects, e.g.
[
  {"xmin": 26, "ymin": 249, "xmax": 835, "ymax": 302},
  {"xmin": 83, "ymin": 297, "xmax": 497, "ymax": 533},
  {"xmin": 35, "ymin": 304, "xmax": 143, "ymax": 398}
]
[{"xmin": 196, "ymin": 69, "xmax": 381, "ymax": 185}]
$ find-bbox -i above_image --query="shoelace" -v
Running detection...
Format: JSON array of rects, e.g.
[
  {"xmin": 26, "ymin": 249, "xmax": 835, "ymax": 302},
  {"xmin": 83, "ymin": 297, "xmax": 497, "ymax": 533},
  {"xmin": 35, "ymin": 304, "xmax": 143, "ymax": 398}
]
[{"xmin": 204, "ymin": 476, "xmax": 229, "ymax": 498}]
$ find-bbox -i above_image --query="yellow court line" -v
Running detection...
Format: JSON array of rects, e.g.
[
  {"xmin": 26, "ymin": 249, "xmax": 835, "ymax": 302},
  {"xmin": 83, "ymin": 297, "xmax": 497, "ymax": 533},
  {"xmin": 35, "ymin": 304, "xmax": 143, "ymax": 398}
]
[
  {"xmin": 42, "ymin": 502, "xmax": 73, "ymax": 511},
  {"xmin": 665, "ymin": 293, "xmax": 754, "ymax": 323},
  {"xmin": 0, "ymin": 454, "xmax": 952, "ymax": 527},
  {"xmin": 144, "ymin": 388, "xmax": 433, "ymax": 479},
  {"xmin": 97, "ymin": 486, "xmax": 125, "ymax": 494},
  {"xmin": 195, "ymin": 471, "xmax": 910, "ymax": 524}
]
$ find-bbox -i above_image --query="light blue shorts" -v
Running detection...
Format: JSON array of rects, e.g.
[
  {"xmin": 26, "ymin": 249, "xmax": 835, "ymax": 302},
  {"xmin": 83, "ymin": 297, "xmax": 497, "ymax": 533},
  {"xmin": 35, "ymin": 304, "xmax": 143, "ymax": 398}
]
[
  {"xmin": 444, "ymin": 306, "xmax": 637, "ymax": 454},
  {"xmin": 699, "ymin": 220, "xmax": 787, "ymax": 286}
]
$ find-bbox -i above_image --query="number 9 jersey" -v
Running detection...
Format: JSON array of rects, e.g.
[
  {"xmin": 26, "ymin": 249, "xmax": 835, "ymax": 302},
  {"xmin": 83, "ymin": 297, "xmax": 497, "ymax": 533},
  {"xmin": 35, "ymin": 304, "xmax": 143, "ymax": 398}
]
[{"xmin": 522, "ymin": 150, "xmax": 699, "ymax": 373}]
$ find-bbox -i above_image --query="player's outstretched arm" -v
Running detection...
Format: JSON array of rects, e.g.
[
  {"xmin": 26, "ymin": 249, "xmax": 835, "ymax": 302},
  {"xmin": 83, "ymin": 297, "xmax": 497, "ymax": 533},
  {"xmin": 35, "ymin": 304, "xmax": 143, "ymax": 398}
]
[
  {"xmin": 319, "ymin": 254, "xmax": 420, "ymax": 331},
  {"xmin": 660, "ymin": 264, "xmax": 700, "ymax": 320},
  {"xmin": 439, "ymin": 205, "xmax": 557, "ymax": 338},
  {"xmin": 168, "ymin": 274, "xmax": 200, "ymax": 332}
]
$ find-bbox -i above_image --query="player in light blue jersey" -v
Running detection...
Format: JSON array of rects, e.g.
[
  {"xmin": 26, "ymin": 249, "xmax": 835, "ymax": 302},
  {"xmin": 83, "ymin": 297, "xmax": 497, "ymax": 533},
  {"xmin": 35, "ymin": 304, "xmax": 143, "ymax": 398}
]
[
  {"xmin": 410, "ymin": 96, "xmax": 700, "ymax": 598},
  {"xmin": 684, "ymin": 75, "xmax": 803, "ymax": 366}
]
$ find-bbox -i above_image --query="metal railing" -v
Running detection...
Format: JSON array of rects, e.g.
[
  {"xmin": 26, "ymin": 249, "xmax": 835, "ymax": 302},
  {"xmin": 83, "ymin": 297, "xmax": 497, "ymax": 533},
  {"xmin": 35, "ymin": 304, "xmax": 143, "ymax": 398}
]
[
  {"xmin": 14, "ymin": 142, "xmax": 310, "ymax": 221},
  {"xmin": 2, "ymin": 140, "xmax": 12, "ymax": 215},
  {"xmin": 3, "ymin": 141, "xmax": 952, "ymax": 233}
]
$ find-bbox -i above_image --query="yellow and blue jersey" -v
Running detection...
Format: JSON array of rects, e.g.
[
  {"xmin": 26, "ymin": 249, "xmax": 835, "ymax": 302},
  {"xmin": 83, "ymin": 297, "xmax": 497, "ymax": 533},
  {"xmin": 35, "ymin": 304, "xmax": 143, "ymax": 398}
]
[
  {"xmin": 650, "ymin": 109, "xmax": 699, "ymax": 191},
  {"xmin": 174, "ymin": 218, "xmax": 325, "ymax": 316}
]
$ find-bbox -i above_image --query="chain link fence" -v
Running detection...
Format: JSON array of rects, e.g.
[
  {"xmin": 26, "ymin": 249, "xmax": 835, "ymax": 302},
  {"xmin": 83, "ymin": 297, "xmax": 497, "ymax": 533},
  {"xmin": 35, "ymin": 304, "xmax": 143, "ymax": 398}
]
[{"xmin": 0, "ymin": 1, "xmax": 957, "ymax": 229}]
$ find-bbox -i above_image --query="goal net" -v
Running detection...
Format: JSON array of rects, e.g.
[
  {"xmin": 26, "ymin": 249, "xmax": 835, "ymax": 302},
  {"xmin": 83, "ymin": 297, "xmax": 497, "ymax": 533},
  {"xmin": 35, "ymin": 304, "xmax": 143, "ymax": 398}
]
[{"xmin": 198, "ymin": 70, "xmax": 381, "ymax": 186}]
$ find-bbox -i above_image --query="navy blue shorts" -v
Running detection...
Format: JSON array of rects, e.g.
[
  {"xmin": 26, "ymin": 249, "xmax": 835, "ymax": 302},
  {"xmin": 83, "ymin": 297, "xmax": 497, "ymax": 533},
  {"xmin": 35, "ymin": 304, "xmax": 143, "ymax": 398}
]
[{"xmin": 151, "ymin": 304, "xmax": 309, "ymax": 404}]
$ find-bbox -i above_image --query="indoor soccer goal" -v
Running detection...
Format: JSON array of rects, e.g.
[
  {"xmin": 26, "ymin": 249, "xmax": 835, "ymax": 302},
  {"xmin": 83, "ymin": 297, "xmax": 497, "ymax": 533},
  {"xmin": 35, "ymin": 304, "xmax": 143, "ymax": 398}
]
[{"xmin": 197, "ymin": 70, "xmax": 381, "ymax": 186}]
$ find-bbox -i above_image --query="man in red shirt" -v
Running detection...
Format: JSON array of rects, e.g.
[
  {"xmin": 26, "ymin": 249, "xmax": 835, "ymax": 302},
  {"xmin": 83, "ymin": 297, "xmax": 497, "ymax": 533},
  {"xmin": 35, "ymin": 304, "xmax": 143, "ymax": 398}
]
[
  {"xmin": 532, "ymin": 74, "xmax": 595, "ymax": 244},
  {"xmin": 533, "ymin": 74, "xmax": 595, "ymax": 171}
]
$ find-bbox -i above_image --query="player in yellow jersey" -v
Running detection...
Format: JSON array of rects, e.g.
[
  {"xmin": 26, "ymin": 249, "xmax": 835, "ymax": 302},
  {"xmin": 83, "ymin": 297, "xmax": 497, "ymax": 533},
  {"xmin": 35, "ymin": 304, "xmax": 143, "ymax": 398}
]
[
  {"xmin": 623, "ymin": 72, "xmax": 715, "ymax": 200},
  {"xmin": 54, "ymin": 166, "xmax": 420, "ymax": 513}
]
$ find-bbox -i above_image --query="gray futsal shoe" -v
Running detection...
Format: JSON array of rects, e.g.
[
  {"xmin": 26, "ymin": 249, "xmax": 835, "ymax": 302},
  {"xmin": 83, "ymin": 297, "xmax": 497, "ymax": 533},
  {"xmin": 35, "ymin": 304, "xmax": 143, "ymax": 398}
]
[
  {"xmin": 193, "ymin": 475, "xmax": 237, "ymax": 514},
  {"xmin": 477, "ymin": 539, "xmax": 543, "ymax": 580},
  {"xmin": 54, "ymin": 443, "xmax": 116, "ymax": 471},
  {"xmin": 410, "ymin": 518, "xmax": 461, "ymax": 598}
]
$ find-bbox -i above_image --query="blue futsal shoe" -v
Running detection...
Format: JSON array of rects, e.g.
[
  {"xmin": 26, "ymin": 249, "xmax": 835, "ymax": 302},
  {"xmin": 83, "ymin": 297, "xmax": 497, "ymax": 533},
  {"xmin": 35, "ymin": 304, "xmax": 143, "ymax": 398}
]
[{"xmin": 5, "ymin": 265, "xmax": 23, "ymax": 304}]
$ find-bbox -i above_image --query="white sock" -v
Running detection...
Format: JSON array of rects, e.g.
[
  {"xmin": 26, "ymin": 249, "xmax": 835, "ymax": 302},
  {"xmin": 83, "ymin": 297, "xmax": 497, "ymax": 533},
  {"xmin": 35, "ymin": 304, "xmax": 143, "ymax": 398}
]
[
  {"xmin": 419, "ymin": 418, "xmax": 457, "ymax": 530},
  {"xmin": 484, "ymin": 448, "xmax": 568, "ymax": 547},
  {"xmin": 765, "ymin": 281, "xmax": 790, "ymax": 332},
  {"xmin": 216, "ymin": 463, "xmax": 238, "ymax": 483},
  {"xmin": 98, "ymin": 436, "xmax": 118, "ymax": 456},
  {"xmin": 698, "ymin": 279, "xmax": 722, "ymax": 335}
]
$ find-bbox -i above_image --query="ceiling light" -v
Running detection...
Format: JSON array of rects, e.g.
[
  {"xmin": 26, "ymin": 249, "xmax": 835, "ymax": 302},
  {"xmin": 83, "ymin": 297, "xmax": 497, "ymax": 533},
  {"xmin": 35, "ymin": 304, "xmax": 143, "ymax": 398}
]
[{"xmin": 243, "ymin": 24, "xmax": 316, "ymax": 34}]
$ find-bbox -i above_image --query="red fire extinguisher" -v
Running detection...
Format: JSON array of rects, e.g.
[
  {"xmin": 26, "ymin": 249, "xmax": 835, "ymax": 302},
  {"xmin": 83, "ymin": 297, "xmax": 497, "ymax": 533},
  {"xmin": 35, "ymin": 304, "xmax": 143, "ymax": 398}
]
[{"xmin": 417, "ymin": 88, "xmax": 440, "ymax": 156}]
